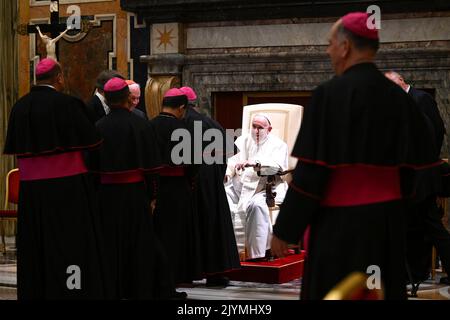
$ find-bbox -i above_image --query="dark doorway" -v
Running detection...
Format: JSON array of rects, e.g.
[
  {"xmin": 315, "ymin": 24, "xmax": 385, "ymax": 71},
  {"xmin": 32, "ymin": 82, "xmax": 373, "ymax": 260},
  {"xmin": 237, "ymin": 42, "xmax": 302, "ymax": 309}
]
[{"xmin": 212, "ymin": 91, "xmax": 312, "ymax": 130}]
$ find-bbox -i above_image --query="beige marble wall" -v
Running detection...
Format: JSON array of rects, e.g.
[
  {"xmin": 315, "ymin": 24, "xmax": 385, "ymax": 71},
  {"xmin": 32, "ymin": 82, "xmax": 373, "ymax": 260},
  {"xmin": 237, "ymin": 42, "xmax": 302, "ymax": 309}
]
[
  {"xmin": 187, "ymin": 16, "xmax": 450, "ymax": 49},
  {"xmin": 187, "ymin": 23, "xmax": 331, "ymax": 48}
]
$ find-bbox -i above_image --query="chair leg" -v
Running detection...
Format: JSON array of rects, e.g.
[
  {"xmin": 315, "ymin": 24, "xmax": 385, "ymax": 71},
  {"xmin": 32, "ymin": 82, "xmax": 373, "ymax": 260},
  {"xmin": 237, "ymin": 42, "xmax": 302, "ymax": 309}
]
[
  {"xmin": 0, "ymin": 219, "xmax": 6, "ymax": 255},
  {"xmin": 431, "ymin": 246, "xmax": 437, "ymax": 280}
]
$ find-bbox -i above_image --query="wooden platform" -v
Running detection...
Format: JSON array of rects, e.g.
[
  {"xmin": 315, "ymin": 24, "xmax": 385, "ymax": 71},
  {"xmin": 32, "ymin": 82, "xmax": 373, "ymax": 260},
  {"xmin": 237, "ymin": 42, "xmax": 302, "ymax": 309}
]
[{"xmin": 226, "ymin": 251, "xmax": 305, "ymax": 284}]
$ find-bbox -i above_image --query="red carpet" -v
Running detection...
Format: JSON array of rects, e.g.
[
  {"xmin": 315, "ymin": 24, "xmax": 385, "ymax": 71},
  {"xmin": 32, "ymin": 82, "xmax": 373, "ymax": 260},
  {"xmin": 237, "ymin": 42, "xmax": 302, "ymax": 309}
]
[{"xmin": 227, "ymin": 251, "xmax": 305, "ymax": 284}]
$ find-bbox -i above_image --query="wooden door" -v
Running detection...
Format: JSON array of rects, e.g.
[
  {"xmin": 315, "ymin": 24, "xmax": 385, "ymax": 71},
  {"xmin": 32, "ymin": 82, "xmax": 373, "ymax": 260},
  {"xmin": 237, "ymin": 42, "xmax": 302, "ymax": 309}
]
[{"xmin": 212, "ymin": 91, "xmax": 311, "ymax": 130}]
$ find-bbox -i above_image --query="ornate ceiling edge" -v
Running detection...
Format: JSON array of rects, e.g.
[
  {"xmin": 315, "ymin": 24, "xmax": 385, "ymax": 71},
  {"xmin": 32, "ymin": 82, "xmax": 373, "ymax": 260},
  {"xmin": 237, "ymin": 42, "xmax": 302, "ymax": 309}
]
[{"xmin": 121, "ymin": 0, "xmax": 450, "ymax": 24}]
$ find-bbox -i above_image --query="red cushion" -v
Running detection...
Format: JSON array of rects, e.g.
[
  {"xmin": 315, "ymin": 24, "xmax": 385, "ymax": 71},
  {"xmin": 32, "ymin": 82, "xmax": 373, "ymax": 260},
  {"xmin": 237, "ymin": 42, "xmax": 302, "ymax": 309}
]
[
  {"xmin": 7, "ymin": 170, "xmax": 19, "ymax": 205},
  {"xmin": 0, "ymin": 210, "xmax": 17, "ymax": 218}
]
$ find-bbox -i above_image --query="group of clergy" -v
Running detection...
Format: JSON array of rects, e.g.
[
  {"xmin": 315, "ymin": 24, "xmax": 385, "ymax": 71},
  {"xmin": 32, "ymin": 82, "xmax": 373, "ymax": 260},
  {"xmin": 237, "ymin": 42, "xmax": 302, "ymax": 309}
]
[
  {"xmin": 4, "ymin": 10, "xmax": 450, "ymax": 301},
  {"xmin": 4, "ymin": 58, "xmax": 240, "ymax": 299}
]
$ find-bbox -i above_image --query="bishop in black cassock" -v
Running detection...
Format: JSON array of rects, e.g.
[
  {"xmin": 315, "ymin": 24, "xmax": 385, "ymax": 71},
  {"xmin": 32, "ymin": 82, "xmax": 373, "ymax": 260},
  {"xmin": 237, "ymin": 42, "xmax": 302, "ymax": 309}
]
[
  {"xmin": 92, "ymin": 77, "xmax": 172, "ymax": 299},
  {"xmin": 181, "ymin": 87, "xmax": 240, "ymax": 284},
  {"xmin": 271, "ymin": 13, "xmax": 441, "ymax": 300},
  {"xmin": 4, "ymin": 59, "xmax": 105, "ymax": 299},
  {"xmin": 150, "ymin": 88, "xmax": 203, "ymax": 286}
]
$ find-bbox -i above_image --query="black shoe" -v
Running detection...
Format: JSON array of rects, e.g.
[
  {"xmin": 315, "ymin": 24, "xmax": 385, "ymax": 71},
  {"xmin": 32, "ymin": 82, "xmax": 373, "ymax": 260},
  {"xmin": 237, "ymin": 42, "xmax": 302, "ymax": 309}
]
[
  {"xmin": 439, "ymin": 277, "xmax": 450, "ymax": 285},
  {"xmin": 246, "ymin": 257, "xmax": 268, "ymax": 262},
  {"xmin": 206, "ymin": 276, "xmax": 229, "ymax": 287},
  {"xmin": 408, "ymin": 282, "xmax": 421, "ymax": 297},
  {"xmin": 170, "ymin": 291, "xmax": 188, "ymax": 300}
]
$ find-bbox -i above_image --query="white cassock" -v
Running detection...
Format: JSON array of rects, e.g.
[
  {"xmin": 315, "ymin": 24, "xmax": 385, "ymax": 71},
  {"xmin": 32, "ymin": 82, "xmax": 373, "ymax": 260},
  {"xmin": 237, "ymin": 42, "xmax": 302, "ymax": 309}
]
[{"xmin": 225, "ymin": 134, "xmax": 288, "ymax": 259}]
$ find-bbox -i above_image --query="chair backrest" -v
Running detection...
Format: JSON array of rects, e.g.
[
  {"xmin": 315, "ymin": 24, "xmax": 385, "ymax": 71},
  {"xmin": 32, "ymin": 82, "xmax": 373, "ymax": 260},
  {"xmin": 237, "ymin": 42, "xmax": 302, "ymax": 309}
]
[
  {"xmin": 4, "ymin": 169, "xmax": 19, "ymax": 210},
  {"xmin": 241, "ymin": 103, "xmax": 304, "ymax": 170}
]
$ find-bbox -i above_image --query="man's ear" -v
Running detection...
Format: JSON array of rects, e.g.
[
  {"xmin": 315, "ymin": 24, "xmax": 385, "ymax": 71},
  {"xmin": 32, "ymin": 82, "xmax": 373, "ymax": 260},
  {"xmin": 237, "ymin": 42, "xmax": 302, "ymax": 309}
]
[
  {"xmin": 267, "ymin": 126, "xmax": 272, "ymax": 133},
  {"xmin": 129, "ymin": 93, "xmax": 135, "ymax": 106},
  {"xmin": 341, "ymin": 38, "xmax": 350, "ymax": 58},
  {"xmin": 55, "ymin": 73, "xmax": 65, "ymax": 90}
]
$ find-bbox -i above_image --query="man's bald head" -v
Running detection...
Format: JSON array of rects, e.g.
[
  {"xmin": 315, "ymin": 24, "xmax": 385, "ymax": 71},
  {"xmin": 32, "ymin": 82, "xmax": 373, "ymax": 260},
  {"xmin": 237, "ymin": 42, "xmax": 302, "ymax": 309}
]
[
  {"xmin": 385, "ymin": 71, "xmax": 409, "ymax": 91},
  {"xmin": 327, "ymin": 15, "xmax": 379, "ymax": 75}
]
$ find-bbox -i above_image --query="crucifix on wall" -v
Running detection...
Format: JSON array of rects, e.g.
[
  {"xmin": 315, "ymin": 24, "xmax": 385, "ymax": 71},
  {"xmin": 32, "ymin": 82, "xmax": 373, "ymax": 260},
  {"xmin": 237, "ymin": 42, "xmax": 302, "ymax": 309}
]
[{"xmin": 18, "ymin": 0, "xmax": 69, "ymax": 61}]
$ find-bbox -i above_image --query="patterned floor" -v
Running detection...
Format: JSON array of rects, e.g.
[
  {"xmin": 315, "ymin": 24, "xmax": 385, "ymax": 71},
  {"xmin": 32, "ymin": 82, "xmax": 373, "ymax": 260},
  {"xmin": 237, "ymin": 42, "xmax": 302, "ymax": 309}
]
[
  {"xmin": 181, "ymin": 276, "xmax": 450, "ymax": 300},
  {"xmin": 0, "ymin": 248, "xmax": 17, "ymax": 300},
  {"xmin": 1, "ymin": 240, "xmax": 449, "ymax": 300}
]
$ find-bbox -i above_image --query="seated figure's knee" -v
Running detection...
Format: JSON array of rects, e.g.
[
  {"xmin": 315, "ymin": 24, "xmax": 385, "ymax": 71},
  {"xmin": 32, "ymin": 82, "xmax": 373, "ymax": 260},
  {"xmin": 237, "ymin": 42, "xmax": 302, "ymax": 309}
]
[
  {"xmin": 246, "ymin": 198, "xmax": 269, "ymax": 224},
  {"xmin": 247, "ymin": 201, "xmax": 263, "ymax": 213}
]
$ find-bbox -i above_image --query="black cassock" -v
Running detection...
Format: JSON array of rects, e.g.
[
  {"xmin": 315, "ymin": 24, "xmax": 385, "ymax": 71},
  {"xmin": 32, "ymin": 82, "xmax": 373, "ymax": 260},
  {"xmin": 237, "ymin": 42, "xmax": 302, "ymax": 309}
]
[
  {"xmin": 273, "ymin": 63, "xmax": 440, "ymax": 300},
  {"xmin": 94, "ymin": 108, "xmax": 171, "ymax": 299},
  {"xmin": 408, "ymin": 87, "xmax": 446, "ymax": 154},
  {"xmin": 150, "ymin": 112, "xmax": 203, "ymax": 284},
  {"xmin": 184, "ymin": 107, "xmax": 240, "ymax": 274},
  {"xmin": 405, "ymin": 87, "xmax": 450, "ymax": 283},
  {"xmin": 86, "ymin": 94, "xmax": 106, "ymax": 123},
  {"xmin": 4, "ymin": 85, "xmax": 105, "ymax": 299}
]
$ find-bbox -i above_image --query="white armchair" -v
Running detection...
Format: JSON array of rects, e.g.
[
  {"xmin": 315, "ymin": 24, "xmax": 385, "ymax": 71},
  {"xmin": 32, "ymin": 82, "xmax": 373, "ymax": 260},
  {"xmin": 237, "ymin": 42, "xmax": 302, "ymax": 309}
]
[
  {"xmin": 241, "ymin": 103, "xmax": 304, "ymax": 222},
  {"xmin": 226, "ymin": 103, "xmax": 303, "ymax": 260}
]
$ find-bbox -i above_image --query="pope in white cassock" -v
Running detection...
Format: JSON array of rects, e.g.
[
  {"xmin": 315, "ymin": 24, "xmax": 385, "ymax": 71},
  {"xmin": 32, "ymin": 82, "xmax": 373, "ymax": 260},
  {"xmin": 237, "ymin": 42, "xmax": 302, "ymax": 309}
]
[{"xmin": 225, "ymin": 114, "xmax": 289, "ymax": 260}]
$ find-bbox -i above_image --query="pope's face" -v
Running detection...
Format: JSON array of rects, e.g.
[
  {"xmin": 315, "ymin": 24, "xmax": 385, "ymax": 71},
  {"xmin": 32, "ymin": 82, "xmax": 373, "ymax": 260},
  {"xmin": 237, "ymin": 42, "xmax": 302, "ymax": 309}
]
[{"xmin": 251, "ymin": 117, "xmax": 271, "ymax": 144}]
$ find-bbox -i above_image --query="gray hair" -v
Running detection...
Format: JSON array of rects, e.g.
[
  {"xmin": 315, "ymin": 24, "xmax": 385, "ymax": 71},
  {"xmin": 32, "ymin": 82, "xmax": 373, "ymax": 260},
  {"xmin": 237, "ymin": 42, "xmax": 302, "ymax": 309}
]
[{"xmin": 336, "ymin": 23, "xmax": 379, "ymax": 52}]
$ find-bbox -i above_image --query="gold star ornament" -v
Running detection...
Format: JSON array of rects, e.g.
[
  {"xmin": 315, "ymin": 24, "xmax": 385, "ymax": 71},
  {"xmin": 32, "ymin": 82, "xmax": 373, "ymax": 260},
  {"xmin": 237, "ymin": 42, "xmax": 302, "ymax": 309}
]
[{"xmin": 156, "ymin": 26, "xmax": 175, "ymax": 51}]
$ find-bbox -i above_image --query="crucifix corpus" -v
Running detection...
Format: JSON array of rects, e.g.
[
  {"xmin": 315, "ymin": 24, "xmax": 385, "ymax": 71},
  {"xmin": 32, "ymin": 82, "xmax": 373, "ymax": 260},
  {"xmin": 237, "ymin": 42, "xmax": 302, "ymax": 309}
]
[{"xmin": 18, "ymin": 1, "xmax": 69, "ymax": 61}]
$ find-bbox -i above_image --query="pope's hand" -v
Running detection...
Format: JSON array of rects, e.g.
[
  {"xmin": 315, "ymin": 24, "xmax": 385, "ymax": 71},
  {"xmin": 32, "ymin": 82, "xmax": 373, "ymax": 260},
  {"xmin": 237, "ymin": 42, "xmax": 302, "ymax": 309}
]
[{"xmin": 235, "ymin": 160, "xmax": 256, "ymax": 170}]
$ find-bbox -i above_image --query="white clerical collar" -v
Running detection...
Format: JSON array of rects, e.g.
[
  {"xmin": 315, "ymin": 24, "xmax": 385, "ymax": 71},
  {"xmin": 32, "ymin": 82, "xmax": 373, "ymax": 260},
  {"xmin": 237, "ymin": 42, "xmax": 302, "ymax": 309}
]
[
  {"xmin": 36, "ymin": 84, "xmax": 56, "ymax": 90},
  {"xmin": 405, "ymin": 85, "xmax": 411, "ymax": 93},
  {"xmin": 95, "ymin": 91, "xmax": 110, "ymax": 115}
]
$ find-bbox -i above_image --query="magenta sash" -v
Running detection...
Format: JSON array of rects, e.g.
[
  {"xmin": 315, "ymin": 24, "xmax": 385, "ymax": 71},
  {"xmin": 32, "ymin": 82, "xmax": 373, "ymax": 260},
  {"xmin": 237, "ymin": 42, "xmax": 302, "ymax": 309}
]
[
  {"xmin": 321, "ymin": 165, "xmax": 402, "ymax": 207},
  {"xmin": 18, "ymin": 151, "xmax": 88, "ymax": 181}
]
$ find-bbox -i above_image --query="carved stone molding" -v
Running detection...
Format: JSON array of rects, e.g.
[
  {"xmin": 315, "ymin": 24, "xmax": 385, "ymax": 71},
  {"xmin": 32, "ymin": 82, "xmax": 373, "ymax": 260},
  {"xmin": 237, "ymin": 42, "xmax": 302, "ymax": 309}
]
[
  {"xmin": 121, "ymin": 0, "xmax": 450, "ymax": 23},
  {"xmin": 141, "ymin": 53, "xmax": 185, "ymax": 75}
]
